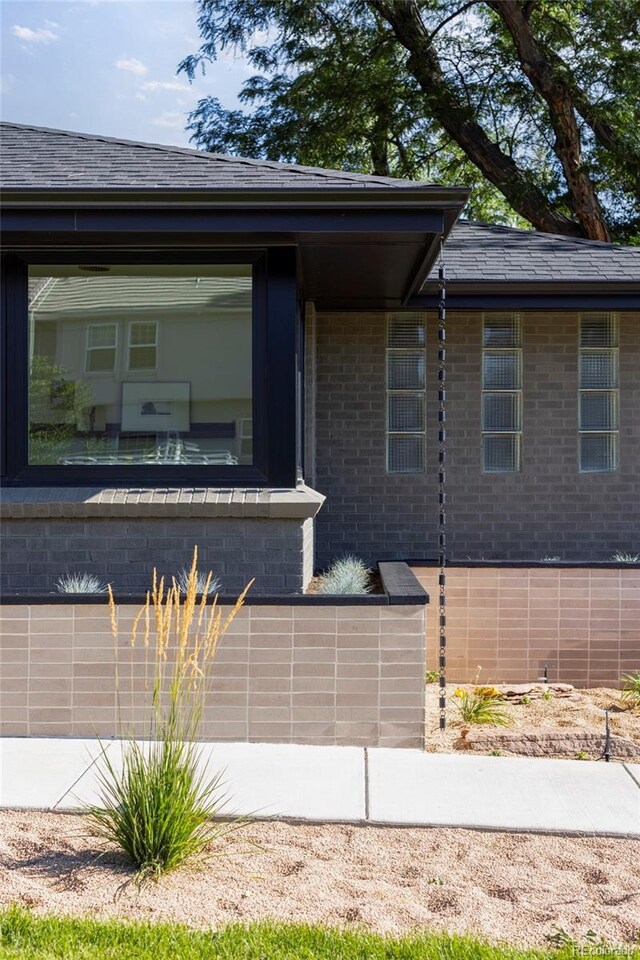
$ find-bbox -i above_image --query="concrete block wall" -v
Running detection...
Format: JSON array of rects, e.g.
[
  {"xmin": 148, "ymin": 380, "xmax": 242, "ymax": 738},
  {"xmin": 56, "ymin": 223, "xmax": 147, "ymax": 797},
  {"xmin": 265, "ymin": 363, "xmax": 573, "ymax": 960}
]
[
  {"xmin": 415, "ymin": 566, "xmax": 640, "ymax": 687},
  {"xmin": 311, "ymin": 310, "xmax": 640, "ymax": 565},
  {"xmin": 0, "ymin": 601, "xmax": 426, "ymax": 747},
  {"xmin": 0, "ymin": 487, "xmax": 324, "ymax": 596}
]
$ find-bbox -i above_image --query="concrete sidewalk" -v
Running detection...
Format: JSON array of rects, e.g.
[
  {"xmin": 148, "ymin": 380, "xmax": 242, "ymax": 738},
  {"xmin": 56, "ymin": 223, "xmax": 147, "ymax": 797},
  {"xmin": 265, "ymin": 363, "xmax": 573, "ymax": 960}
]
[{"xmin": 0, "ymin": 738, "xmax": 638, "ymax": 837}]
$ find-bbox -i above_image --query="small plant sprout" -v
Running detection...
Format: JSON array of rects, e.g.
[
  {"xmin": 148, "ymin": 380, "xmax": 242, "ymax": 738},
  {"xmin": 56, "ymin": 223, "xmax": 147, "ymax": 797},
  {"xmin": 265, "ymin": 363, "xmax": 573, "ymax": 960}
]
[
  {"xmin": 452, "ymin": 688, "xmax": 512, "ymax": 727},
  {"xmin": 545, "ymin": 926, "xmax": 577, "ymax": 948},
  {"xmin": 576, "ymin": 750, "xmax": 590, "ymax": 761},
  {"xmin": 425, "ymin": 670, "xmax": 439, "ymax": 684},
  {"xmin": 542, "ymin": 689, "xmax": 554, "ymax": 701},
  {"xmin": 521, "ymin": 694, "xmax": 531, "ymax": 706},
  {"xmin": 319, "ymin": 555, "xmax": 372, "ymax": 595},
  {"xmin": 175, "ymin": 568, "xmax": 221, "ymax": 596},
  {"xmin": 611, "ymin": 551, "xmax": 640, "ymax": 563},
  {"xmin": 620, "ymin": 671, "xmax": 640, "ymax": 709},
  {"xmin": 55, "ymin": 573, "xmax": 108, "ymax": 594}
]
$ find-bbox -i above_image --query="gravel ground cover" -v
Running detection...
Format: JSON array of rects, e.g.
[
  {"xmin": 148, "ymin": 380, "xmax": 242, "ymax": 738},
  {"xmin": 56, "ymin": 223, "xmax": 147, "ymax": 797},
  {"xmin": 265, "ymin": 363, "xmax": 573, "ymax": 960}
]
[
  {"xmin": 425, "ymin": 685, "xmax": 640, "ymax": 760},
  {"xmin": 1, "ymin": 811, "xmax": 638, "ymax": 949}
]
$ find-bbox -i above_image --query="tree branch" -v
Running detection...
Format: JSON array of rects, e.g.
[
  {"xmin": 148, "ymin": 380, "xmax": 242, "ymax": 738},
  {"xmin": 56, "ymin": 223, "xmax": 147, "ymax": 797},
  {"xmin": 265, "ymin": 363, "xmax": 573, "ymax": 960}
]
[
  {"xmin": 427, "ymin": 0, "xmax": 482, "ymax": 43},
  {"xmin": 370, "ymin": 0, "xmax": 584, "ymax": 236},
  {"xmin": 488, "ymin": 0, "xmax": 610, "ymax": 240}
]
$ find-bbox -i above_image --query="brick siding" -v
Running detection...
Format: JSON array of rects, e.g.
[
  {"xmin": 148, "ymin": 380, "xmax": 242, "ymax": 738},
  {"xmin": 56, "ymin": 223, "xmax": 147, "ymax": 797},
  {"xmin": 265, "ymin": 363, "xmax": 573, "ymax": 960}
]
[
  {"xmin": 311, "ymin": 311, "xmax": 640, "ymax": 567},
  {"xmin": 415, "ymin": 566, "xmax": 640, "ymax": 687},
  {"xmin": 0, "ymin": 517, "xmax": 314, "ymax": 596}
]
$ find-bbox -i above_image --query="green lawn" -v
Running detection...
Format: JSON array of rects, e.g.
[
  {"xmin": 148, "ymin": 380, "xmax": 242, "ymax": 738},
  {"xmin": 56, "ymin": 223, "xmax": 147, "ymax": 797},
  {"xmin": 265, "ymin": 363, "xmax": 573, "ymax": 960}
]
[{"xmin": 0, "ymin": 908, "xmax": 636, "ymax": 960}]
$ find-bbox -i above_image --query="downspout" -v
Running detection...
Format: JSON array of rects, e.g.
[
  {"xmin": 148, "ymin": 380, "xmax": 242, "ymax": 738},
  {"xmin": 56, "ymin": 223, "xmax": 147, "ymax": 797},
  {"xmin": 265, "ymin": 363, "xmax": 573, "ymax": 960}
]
[{"xmin": 437, "ymin": 245, "xmax": 447, "ymax": 730}]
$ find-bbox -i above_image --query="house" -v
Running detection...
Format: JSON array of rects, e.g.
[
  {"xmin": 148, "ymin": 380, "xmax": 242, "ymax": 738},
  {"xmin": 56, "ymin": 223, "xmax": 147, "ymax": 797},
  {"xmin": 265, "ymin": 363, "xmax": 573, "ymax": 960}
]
[
  {"xmin": 1, "ymin": 122, "xmax": 639, "ymax": 743},
  {"xmin": 2, "ymin": 120, "xmax": 640, "ymax": 582}
]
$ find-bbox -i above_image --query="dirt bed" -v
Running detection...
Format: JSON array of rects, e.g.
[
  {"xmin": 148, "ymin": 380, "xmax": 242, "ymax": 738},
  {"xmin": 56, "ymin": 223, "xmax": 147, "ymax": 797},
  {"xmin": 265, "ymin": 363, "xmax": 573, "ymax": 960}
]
[
  {"xmin": 1, "ymin": 811, "xmax": 639, "ymax": 948},
  {"xmin": 425, "ymin": 685, "xmax": 640, "ymax": 761}
]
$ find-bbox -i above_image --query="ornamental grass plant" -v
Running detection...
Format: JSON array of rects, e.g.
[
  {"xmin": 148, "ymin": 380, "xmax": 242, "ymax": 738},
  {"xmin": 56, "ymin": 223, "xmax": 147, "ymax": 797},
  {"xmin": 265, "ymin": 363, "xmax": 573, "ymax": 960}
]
[
  {"xmin": 85, "ymin": 547, "xmax": 251, "ymax": 883},
  {"xmin": 55, "ymin": 572, "xmax": 108, "ymax": 594},
  {"xmin": 319, "ymin": 555, "xmax": 372, "ymax": 595},
  {"xmin": 453, "ymin": 688, "xmax": 513, "ymax": 727},
  {"xmin": 620, "ymin": 671, "xmax": 640, "ymax": 709}
]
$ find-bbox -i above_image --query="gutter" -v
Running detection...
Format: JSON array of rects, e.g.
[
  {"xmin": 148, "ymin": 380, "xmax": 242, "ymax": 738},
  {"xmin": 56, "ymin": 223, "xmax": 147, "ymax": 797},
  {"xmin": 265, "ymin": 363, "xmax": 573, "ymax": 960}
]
[
  {"xmin": 419, "ymin": 279, "xmax": 640, "ymax": 295},
  {"xmin": 0, "ymin": 185, "xmax": 470, "ymax": 210}
]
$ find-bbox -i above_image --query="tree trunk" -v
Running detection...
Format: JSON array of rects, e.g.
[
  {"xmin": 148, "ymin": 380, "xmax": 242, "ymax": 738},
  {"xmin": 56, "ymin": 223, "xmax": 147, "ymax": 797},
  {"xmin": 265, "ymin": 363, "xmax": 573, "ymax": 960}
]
[
  {"xmin": 371, "ymin": 0, "xmax": 586, "ymax": 237},
  {"xmin": 369, "ymin": 112, "xmax": 391, "ymax": 176},
  {"xmin": 489, "ymin": 0, "xmax": 610, "ymax": 241}
]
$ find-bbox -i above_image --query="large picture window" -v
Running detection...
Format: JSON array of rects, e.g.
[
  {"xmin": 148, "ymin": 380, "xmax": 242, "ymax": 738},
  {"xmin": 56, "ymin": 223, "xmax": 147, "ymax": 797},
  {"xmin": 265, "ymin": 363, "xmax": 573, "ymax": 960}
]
[{"xmin": 27, "ymin": 263, "xmax": 253, "ymax": 468}]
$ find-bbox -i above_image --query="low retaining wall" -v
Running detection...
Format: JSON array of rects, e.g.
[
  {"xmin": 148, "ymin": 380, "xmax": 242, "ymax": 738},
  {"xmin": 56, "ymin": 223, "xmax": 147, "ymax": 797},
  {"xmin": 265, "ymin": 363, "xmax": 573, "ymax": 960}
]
[
  {"xmin": 0, "ymin": 566, "xmax": 428, "ymax": 748},
  {"xmin": 413, "ymin": 565, "xmax": 639, "ymax": 687}
]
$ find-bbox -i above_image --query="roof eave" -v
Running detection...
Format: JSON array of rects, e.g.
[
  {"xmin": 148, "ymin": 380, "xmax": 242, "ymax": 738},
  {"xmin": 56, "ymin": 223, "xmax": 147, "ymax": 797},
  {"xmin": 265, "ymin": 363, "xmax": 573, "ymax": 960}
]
[
  {"xmin": 0, "ymin": 185, "xmax": 470, "ymax": 209},
  {"xmin": 420, "ymin": 279, "xmax": 640, "ymax": 294}
]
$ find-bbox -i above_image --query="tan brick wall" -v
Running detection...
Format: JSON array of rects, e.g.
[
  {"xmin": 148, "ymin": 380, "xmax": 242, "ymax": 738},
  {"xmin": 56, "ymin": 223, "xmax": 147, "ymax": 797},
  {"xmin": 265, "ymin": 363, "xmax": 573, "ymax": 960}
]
[
  {"xmin": 0, "ymin": 602, "xmax": 426, "ymax": 748},
  {"xmin": 414, "ymin": 566, "xmax": 640, "ymax": 686}
]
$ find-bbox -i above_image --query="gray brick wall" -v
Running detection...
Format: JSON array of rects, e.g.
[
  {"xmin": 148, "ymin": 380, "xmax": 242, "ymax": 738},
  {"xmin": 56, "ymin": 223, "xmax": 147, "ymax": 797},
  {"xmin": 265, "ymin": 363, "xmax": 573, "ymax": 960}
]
[
  {"xmin": 0, "ymin": 517, "xmax": 312, "ymax": 595},
  {"xmin": 311, "ymin": 311, "xmax": 640, "ymax": 566}
]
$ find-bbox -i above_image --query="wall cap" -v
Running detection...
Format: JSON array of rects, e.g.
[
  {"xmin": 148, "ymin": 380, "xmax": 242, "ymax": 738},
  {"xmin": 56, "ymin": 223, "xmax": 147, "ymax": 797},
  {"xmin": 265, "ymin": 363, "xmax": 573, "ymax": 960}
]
[
  {"xmin": 0, "ymin": 562, "xmax": 429, "ymax": 606},
  {"xmin": 0, "ymin": 484, "xmax": 326, "ymax": 520}
]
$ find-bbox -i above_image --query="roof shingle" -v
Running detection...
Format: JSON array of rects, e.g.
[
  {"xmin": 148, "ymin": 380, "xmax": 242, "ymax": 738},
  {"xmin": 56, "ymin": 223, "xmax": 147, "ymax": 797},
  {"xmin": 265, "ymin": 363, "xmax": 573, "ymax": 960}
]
[
  {"xmin": 427, "ymin": 220, "xmax": 640, "ymax": 285},
  {"xmin": 2, "ymin": 122, "xmax": 638, "ymax": 286},
  {"xmin": 0, "ymin": 121, "xmax": 419, "ymax": 190}
]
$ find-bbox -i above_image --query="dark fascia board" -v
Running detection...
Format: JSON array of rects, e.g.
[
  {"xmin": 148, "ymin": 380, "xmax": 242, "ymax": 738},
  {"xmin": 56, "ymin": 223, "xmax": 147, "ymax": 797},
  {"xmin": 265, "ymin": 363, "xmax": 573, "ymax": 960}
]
[
  {"xmin": 0, "ymin": 185, "xmax": 470, "ymax": 209},
  {"xmin": 2, "ymin": 208, "xmax": 445, "ymax": 236},
  {"xmin": 401, "ymin": 207, "xmax": 465, "ymax": 305},
  {"xmin": 420, "ymin": 280, "xmax": 640, "ymax": 294},
  {"xmin": 411, "ymin": 283, "xmax": 640, "ymax": 311},
  {"xmin": 407, "ymin": 284, "xmax": 640, "ymax": 312}
]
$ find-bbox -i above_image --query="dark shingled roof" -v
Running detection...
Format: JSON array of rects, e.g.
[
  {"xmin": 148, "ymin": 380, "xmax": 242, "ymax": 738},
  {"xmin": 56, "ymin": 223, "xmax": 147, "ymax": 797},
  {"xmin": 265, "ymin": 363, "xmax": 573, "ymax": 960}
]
[
  {"xmin": 427, "ymin": 220, "xmax": 640, "ymax": 286},
  {"xmin": 0, "ymin": 121, "xmax": 420, "ymax": 190},
  {"xmin": 2, "ymin": 122, "xmax": 638, "ymax": 287}
]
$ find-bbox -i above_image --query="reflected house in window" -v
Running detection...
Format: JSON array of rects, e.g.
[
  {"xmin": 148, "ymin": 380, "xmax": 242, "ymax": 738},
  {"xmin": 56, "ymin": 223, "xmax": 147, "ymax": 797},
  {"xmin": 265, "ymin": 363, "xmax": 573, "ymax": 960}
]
[{"xmin": 26, "ymin": 265, "xmax": 253, "ymax": 466}]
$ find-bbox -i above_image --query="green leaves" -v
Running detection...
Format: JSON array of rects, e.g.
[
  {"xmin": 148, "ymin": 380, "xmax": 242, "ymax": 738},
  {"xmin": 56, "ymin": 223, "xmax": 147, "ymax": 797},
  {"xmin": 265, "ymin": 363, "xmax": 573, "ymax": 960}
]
[
  {"xmin": 453, "ymin": 689, "xmax": 513, "ymax": 726},
  {"xmin": 86, "ymin": 739, "xmax": 230, "ymax": 883},
  {"xmin": 178, "ymin": 0, "xmax": 639, "ymax": 241}
]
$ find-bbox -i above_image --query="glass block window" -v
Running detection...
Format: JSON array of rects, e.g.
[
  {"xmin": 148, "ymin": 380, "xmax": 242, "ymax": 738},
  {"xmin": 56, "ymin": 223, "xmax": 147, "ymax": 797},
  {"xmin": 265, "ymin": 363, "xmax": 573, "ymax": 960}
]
[
  {"xmin": 482, "ymin": 314, "xmax": 522, "ymax": 472},
  {"xmin": 386, "ymin": 313, "xmax": 426, "ymax": 473},
  {"xmin": 483, "ymin": 434, "xmax": 521, "ymax": 473},
  {"xmin": 579, "ymin": 314, "xmax": 618, "ymax": 471},
  {"xmin": 86, "ymin": 324, "xmax": 117, "ymax": 373},
  {"xmin": 483, "ymin": 312, "xmax": 522, "ymax": 348},
  {"xmin": 128, "ymin": 321, "xmax": 158, "ymax": 371}
]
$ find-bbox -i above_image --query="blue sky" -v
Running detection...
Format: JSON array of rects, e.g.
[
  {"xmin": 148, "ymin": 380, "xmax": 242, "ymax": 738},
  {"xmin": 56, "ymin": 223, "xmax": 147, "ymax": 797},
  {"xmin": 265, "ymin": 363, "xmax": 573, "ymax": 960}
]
[{"xmin": 0, "ymin": 0, "xmax": 251, "ymax": 147}]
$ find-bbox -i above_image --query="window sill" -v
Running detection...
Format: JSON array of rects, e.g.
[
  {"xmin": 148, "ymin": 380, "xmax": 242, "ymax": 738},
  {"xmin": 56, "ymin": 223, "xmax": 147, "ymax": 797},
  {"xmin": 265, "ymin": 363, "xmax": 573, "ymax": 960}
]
[{"xmin": 0, "ymin": 484, "xmax": 325, "ymax": 520}]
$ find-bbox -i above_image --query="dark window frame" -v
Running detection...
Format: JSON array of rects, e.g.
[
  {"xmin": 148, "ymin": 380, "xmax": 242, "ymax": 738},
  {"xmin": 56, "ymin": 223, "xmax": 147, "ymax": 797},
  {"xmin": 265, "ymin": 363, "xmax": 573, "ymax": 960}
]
[{"xmin": 1, "ymin": 247, "xmax": 299, "ymax": 488}]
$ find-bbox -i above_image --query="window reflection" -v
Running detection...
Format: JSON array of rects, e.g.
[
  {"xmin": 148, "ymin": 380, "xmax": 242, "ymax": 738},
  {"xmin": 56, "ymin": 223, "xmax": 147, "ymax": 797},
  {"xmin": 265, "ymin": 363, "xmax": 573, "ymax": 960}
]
[{"xmin": 28, "ymin": 264, "xmax": 253, "ymax": 466}]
